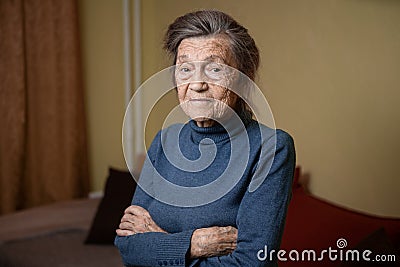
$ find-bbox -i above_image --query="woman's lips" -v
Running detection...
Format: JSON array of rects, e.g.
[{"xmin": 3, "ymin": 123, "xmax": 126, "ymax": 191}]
[
  {"xmin": 189, "ymin": 98, "xmax": 213, "ymax": 102},
  {"xmin": 189, "ymin": 98, "xmax": 213, "ymax": 104},
  {"xmin": 188, "ymin": 98, "xmax": 214, "ymax": 108}
]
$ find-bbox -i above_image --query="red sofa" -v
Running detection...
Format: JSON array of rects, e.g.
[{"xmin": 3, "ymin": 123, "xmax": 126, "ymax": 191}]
[{"xmin": 279, "ymin": 168, "xmax": 400, "ymax": 266}]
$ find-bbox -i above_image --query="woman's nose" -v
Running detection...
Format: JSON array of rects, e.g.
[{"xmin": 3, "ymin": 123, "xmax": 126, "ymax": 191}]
[
  {"xmin": 188, "ymin": 67, "xmax": 209, "ymax": 91},
  {"xmin": 188, "ymin": 81, "xmax": 207, "ymax": 92}
]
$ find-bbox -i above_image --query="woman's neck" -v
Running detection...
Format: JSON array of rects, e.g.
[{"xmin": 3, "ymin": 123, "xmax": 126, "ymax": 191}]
[{"xmin": 195, "ymin": 119, "xmax": 215, "ymax": 128}]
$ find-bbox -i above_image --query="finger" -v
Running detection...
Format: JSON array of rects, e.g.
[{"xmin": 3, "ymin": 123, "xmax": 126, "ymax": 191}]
[
  {"xmin": 216, "ymin": 227, "xmax": 238, "ymax": 241},
  {"xmin": 119, "ymin": 221, "xmax": 148, "ymax": 233},
  {"xmin": 121, "ymin": 211, "xmax": 166, "ymax": 233},
  {"xmin": 119, "ymin": 221, "xmax": 135, "ymax": 230},
  {"xmin": 125, "ymin": 205, "xmax": 149, "ymax": 216},
  {"xmin": 213, "ymin": 232, "xmax": 238, "ymax": 243},
  {"xmin": 124, "ymin": 205, "xmax": 140, "ymax": 214},
  {"xmin": 121, "ymin": 213, "xmax": 136, "ymax": 222},
  {"xmin": 147, "ymin": 223, "xmax": 161, "ymax": 232},
  {"xmin": 123, "ymin": 211, "xmax": 152, "ymax": 227},
  {"xmin": 121, "ymin": 220, "xmax": 153, "ymax": 233},
  {"xmin": 121, "ymin": 212, "xmax": 152, "ymax": 226},
  {"xmin": 216, "ymin": 242, "xmax": 237, "ymax": 252},
  {"xmin": 121, "ymin": 214, "xmax": 147, "ymax": 224},
  {"xmin": 223, "ymin": 235, "xmax": 238, "ymax": 243},
  {"xmin": 116, "ymin": 229, "xmax": 135, "ymax": 236},
  {"xmin": 221, "ymin": 226, "xmax": 238, "ymax": 234}
]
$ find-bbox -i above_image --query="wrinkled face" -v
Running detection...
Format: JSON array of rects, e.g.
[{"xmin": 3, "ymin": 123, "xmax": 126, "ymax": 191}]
[{"xmin": 175, "ymin": 35, "xmax": 238, "ymax": 127}]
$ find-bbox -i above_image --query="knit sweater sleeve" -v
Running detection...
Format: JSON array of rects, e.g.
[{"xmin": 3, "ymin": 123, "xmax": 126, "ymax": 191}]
[
  {"xmin": 114, "ymin": 192, "xmax": 194, "ymax": 266},
  {"xmin": 189, "ymin": 130, "xmax": 296, "ymax": 267},
  {"xmin": 114, "ymin": 131, "xmax": 195, "ymax": 267}
]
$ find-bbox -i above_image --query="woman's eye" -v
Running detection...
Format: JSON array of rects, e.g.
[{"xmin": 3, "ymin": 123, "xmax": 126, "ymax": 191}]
[
  {"xmin": 211, "ymin": 68, "xmax": 221, "ymax": 72},
  {"xmin": 181, "ymin": 67, "xmax": 190, "ymax": 72}
]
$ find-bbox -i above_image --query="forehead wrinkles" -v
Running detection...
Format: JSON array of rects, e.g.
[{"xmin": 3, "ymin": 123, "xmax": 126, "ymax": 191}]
[{"xmin": 177, "ymin": 37, "xmax": 233, "ymax": 63}]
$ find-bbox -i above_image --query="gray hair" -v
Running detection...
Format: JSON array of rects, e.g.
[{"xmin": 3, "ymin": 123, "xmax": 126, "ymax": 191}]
[
  {"xmin": 164, "ymin": 10, "xmax": 259, "ymax": 124},
  {"xmin": 164, "ymin": 10, "xmax": 259, "ymax": 81}
]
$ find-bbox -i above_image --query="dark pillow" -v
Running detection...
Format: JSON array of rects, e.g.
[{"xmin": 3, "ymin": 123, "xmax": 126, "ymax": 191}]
[{"xmin": 85, "ymin": 168, "xmax": 137, "ymax": 244}]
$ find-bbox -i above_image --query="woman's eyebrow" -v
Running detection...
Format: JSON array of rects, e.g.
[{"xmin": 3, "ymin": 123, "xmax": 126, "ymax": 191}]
[
  {"xmin": 204, "ymin": 55, "xmax": 226, "ymax": 63},
  {"xmin": 177, "ymin": 55, "xmax": 227, "ymax": 63}
]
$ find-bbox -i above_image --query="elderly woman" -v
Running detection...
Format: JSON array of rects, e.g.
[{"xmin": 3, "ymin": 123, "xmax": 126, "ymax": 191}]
[{"xmin": 115, "ymin": 10, "xmax": 295, "ymax": 267}]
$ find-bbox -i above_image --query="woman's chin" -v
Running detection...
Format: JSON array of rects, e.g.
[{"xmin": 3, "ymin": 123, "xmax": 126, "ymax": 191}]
[{"xmin": 190, "ymin": 115, "xmax": 213, "ymax": 123}]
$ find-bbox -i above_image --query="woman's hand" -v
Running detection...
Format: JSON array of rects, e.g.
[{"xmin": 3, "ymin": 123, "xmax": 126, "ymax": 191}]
[
  {"xmin": 190, "ymin": 226, "xmax": 238, "ymax": 258},
  {"xmin": 116, "ymin": 205, "xmax": 167, "ymax": 236},
  {"xmin": 116, "ymin": 206, "xmax": 237, "ymax": 258}
]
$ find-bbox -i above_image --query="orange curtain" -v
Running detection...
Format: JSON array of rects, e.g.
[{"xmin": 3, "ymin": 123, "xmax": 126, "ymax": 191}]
[{"xmin": 0, "ymin": 0, "xmax": 89, "ymax": 214}]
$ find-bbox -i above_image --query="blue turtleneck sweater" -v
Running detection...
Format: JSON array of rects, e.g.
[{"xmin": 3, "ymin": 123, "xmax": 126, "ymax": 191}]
[{"xmin": 115, "ymin": 120, "xmax": 295, "ymax": 267}]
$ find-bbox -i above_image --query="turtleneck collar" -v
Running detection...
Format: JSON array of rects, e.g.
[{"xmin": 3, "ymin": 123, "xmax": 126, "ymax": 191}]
[{"xmin": 188, "ymin": 118, "xmax": 249, "ymax": 144}]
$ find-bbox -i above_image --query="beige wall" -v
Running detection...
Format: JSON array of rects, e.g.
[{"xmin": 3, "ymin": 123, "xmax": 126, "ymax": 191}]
[
  {"xmin": 79, "ymin": 0, "xmax": 400, "ymax": 216},
  {"xmin": 78, "ymin": 0, "xmax": 127, "ymax": 191}
]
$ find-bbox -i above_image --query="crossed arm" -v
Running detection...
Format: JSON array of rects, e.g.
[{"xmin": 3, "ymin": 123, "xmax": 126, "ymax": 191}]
[
  {"xmin": 114, "ymin": 130, "xmax": 295, "ymax": 266},
  {"xmin": 116, "ymin": 205, "xmax": 238, "ymax": 259}
]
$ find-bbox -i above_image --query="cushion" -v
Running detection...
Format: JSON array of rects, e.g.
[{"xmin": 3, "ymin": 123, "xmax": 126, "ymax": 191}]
[{"xmin": 85, "ymin": 168, "xmax": 137, "ymax": 244}]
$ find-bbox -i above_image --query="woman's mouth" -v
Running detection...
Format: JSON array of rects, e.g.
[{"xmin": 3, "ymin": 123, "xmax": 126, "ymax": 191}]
[
  {"xmin": 189, "ymin": 98, "xmax": 213, "ymax": 102},
  {"xmin": 188, "ymin": 98, "xmax": 214, "ymax": 107}
]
